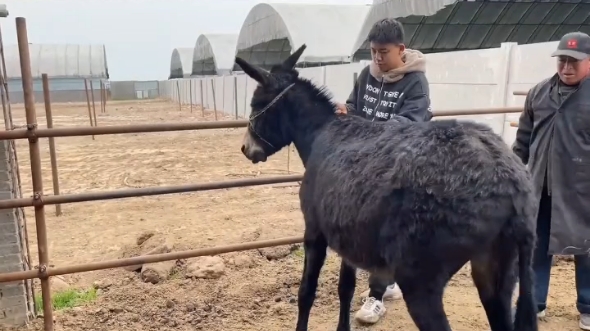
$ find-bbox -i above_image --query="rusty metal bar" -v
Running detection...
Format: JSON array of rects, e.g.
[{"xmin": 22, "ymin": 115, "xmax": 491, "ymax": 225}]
[
  {"xmin": 0, "ymin": 119, "xmax": 249, "ymax": 140},
  {"xmin": 199, "ymin": 79, "xmax": 204, "ymax": 117},
  {"xmin": 83, "ymin": 79, "xmax": 94, "ymax": 140},
  {"xmin": 0, "ymin": 106, "xmax": 524, "ymax": 141},
  {"xmin": 0, "ymin": 235, "xmax": 303, "ymax": 283},
  {"xmin": 176, "ymin": 80, "xmax": 181, "ymax": 111},
  {"xmin": 16, "ymin": 17, "xmax": 53, "ymax": 331},
  {"xmin": 189, "ymin": 79, "xmax": 193, "ymax": 113},
  {"xmin": 0, "ymin": 174, "xmax": 303, "ymax": 209},
  {"xmin": 211, "ymin": 79, "xmax": 218, "ymax": 120},
  {"xmin": 41, "ymin": 74, "xmax": 62, "ymax": 216},
  {"xmin": 90, "ymin": 80, "xmax": 97, "ymax": 128},
  {"xmin": 513, "ymin": 91, "xmax": 529, "ymax": 96}
]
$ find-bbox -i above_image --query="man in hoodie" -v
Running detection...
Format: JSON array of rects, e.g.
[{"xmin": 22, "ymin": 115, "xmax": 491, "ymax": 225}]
[{"xmin": 336, "ymin": 18, "xmax": 432, "ymax": 324}]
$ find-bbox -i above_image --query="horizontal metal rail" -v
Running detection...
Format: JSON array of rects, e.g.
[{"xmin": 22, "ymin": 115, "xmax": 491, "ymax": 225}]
[
  {"xmin": 0, "ymin": 174, "xmax": 303, "ymax": 210},
  {"xmin": 513, "ymin": 91, "xmax": 529, "ymax": 96},
  {"xmin": 0, "ymin": 107, "xmax": 525, "ymax": 141},
  {"xmin": 0, "ymin": 236, "xmax": 304, "ymax": 283}
]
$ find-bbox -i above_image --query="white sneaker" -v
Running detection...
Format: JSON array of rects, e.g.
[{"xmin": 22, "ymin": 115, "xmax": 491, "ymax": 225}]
[
  {"xmin": 360, "ymin": 283, "xmax": 403, "ymax": 301},
  {"xmin": 355, "ymin": 297, "xmax": 386, "ymax": 324}
]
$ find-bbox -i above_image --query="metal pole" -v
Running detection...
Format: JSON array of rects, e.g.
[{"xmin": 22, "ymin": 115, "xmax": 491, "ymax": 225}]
[
  {"xmin": 83, "ymin": 79, "xmax": 94, "ymax": 140},
  {"xmin": 16, "ymin": 17, "xmax": 53, "ymax": 331},
  {"xmin": 513, "ymin": 91, "xmax": 528, "ymax": 96},
  {"xmin": 99, "ymin": 80, "xmax": 104, "ymax": 113},
  {"xmin": 0, "ymin": 174, "xmax": 303, "ymax": 209},
  {"xmin": 90, "ymin": 80, "xmax": 98, "ymax": 129},
  {"xmin": 210, "ymin": 79, "xmax": 217, "ymax": 120},
  {"xmin": 0, "ymin": 18, "xmax": 35, "ymax": 318},
  {"xmin": 0, "ymin": 236, "xmax": 303, "ymax": 283},
  {"xmin": 199, "ymin": 79, "xmax": 204, "ymax": 117},
  {"xmin": 176, "ymin": 80, "xmax": 181, "ymax": 111},
  {"xmin": 189, "ymin": 79, "xmax": 193, "ymax": 113},
  {"xmin": 41, "ymin": 74, "xmax": 61, "ymax": 216},
  {"xmin": 233, "ymin": 76, "xmax": 238, "ymax": 120},
  {"xmin": 0, "ymin": 106, "xmax": 525, "ymax": 141}
]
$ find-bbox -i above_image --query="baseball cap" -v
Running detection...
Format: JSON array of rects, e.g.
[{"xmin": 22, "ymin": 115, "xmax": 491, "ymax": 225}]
[{"xmin": 551, "ymin": 31, "xmax": 590, "ymax": 60}]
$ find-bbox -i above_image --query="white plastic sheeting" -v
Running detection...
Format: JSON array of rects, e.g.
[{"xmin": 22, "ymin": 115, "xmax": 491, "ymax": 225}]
[
  {"xmin": 236, "ymin": 3, "xmax": 371, "ymax": 64},
  {"xmin": 192, "ymin": 34, "xmax": 239, "ymax": 76},
  {"xmin": 169, "ymin": 48, "xmax": 193, "ymax": 79},
  {"xmin": 351, "ymin": 0, "xmax": 459, "ymax": 56},
  {"xmin": 4, "ymin": 44, "xmax": 108, "ymax": 79}
]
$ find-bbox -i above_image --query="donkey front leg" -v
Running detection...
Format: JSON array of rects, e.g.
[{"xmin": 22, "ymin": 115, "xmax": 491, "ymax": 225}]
[
  {"xmin": 295, "ymin": 235, "xmax": 328, "ymax": 331},
  {"xmin": 336, "ymin": 260, "xmax": 356, "ymax": 331}
]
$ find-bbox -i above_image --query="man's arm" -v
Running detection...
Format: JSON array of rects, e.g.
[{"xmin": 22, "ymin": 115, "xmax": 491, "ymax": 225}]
[
  {"xmin": 512, "ymin": 89, "xmax": 535, "ymax": 165},
  {"xmin": 393, "ymin": 79, "xmax": 433, "ymax": 122}
]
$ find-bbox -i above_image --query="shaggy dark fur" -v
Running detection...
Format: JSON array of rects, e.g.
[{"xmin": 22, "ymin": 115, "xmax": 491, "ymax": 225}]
[{"xmin": 235, "ymin": 45, "xmax": 539, "ymax": 331}]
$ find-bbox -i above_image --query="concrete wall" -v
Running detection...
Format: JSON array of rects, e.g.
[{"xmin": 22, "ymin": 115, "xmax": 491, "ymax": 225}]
[
  {"xmin": 110, "ymin": 80, "xmax": 159, "ymax": 101},
  {"xmin": 0, "ymin": 140, "xmax": 32, "ymax": 327},
  {"xmin": 158, "ymin": 41, "xmax": 560, "ymax": 146},
  {"xmin": 7, "ymin": 78, "xmax": 106, "ymax": 103}
]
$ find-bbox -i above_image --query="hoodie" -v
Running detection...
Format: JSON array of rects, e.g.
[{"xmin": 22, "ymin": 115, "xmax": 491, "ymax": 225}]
[{"xmin": 345, "ymin": 49, "xmax": 433, "ymax": 123}]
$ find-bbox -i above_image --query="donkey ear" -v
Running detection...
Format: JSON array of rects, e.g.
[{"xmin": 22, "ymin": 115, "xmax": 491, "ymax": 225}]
[
  {"xmin": 235, "ymin": 57, "xmax": 270, "ymax": 85},
  {"xmin": 282, "ymin": 44, "xmax": 307, "ymax": 69}
]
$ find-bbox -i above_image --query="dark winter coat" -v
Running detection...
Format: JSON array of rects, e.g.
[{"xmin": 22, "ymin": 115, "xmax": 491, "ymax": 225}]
[{"xmin": 513, "ymin": 74, "xmax": 590, "ymax": 255}]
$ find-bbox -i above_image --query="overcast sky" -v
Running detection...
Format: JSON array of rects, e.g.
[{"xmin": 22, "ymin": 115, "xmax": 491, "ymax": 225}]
[{"xmin": 1, "ymin": 0, "xmax": 371, "ymax": 81}]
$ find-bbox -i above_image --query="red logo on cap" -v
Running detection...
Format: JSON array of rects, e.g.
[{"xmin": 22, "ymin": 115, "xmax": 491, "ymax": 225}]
[{"xmin": 567, "ymin": 39, "xmax": 578, "ymax": 49}]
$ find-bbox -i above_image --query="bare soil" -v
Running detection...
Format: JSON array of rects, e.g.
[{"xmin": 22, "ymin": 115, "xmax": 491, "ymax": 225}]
[{"xmin": 1, "ymin": 99, "xmax": 583, "ymax": 331}]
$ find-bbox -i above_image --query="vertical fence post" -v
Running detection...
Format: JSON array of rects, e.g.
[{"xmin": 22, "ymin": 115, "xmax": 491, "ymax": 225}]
[
  {"xmin": 16, "ymin": 17, "xmax": 54, "ymax": 331},
  {"xmin": 199, "ymin": 79, "xmax": 204, "ymax": 117},
  {"xmin": 83, "ymin": 79, "xmax": 95, "ymax": 140},
  {"xmin": 210, "ymin": 79, "xmax": 217, "ymax": 121},
  {"xmin": 89, "ymin": 80, "xmax": 98, "ymax": 129},
  {"xmin": 176, "ymin": 80, "xmax": 181, "ymax": 111},
  {"xmin": 189, "ymin": 79, "xmax": 193, "ymax": 113},
  {"xmin": 100, "ymin": 80, "xmax": 105, "ymax": 113},
  {"xmin": 243, "ymin": 78, "xmax": 248, "ymax": 118},
  {"xmin": 41, "ymin": 74, "xmax": 61, "ymax": 217},
  {"xmin": 233, "ymin": 76, "xmax": 238, "ymax": 120}
]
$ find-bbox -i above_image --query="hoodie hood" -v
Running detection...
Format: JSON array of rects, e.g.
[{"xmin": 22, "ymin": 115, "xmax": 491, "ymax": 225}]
[{"xmin": 369, "ymin": 48, "xmax": 426, "ymax": 83}]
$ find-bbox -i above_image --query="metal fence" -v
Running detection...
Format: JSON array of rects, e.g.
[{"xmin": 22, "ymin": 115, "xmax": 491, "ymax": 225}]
[{"xmin": 0, "ymin": 17, "xmax": 532, "ymax": 331}]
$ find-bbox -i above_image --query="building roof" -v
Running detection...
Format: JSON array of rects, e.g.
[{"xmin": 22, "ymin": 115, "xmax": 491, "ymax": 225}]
[
  {"xmin": 169, "ymin": 47, "xmax": 193, "ymax": 79},
  {"xmin": 353, "ymin": 0, "xmax": 590, "ymax": 61},
  {"xmin": 192, "ymin": 33, "xmax": 239, "ymax": 76},
  {"xmin": 5, "ymin": 43, "xmax": 108, "ymax": 79},
  {"xmin": 236, "ymin": 2, "xmax": 370, "ymax": 68}
]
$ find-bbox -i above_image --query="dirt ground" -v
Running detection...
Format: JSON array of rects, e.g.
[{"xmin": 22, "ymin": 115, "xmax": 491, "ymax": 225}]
[{"xmin": 0, "ymin": 99, "xmax": 583, "ymax": 331}]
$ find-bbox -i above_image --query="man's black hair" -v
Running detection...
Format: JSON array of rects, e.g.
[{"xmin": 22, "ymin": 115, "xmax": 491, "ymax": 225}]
[{"xmin": 367, "ymin": 18, "xmax": 405, "ymax": 45}]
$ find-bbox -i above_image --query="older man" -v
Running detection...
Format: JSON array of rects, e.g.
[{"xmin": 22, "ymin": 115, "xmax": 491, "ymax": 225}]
[{"xmin": 513, "ymin": 31, "xmax": 590, "ymax": 330}]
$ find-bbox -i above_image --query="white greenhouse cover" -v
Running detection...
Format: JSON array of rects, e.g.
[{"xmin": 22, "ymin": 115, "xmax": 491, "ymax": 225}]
[
  {"xmin": 170, "ymin": 48, "xmax": 194, "ymax": 77},
  {"xmin": 5, "ymin": 44, "xmax": 108, "ymax": 79},
  {"xmin": 192, "ymin": 34, "xmax": 239, "ymax": 75},
  {"xmin": 351, "ymin": 0, "xmax": 460, "ymax": 55},
  {"xmin": 236, "ymin": 3, "xmax": 371, "ymax": 64}
]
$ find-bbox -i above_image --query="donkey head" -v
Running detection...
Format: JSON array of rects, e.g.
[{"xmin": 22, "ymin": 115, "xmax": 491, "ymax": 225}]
[{"xmin": 235, "ymin": 44, "xmax": 307, "ymax": 163}]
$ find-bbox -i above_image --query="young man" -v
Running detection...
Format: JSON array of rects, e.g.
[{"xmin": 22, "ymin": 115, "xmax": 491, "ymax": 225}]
[
  {"xmin": 336, "ymin": 18, "xmax": 432, "ymax": 324},
  {"xmin": 513, "ymin": 31, "xmax": 590, "ymax": 330}
]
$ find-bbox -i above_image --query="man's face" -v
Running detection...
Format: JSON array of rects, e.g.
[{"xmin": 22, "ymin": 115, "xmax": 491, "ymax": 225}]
[
  {"xmin": 557, "ymin": 55, "xmax": 590, "ymax": 85},
  {"xmin": 370, "ymin": 42, "xmax": 405, "ymax": 72}
]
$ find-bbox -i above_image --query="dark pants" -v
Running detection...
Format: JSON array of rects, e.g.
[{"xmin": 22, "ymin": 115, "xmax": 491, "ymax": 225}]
[
  {"xmin": 368, "ymin": 274, "xmax": 394, "ymax": 300},
  {"xmin": 533, "ymin": 186, "xmax": 590, "ymax": 314}
]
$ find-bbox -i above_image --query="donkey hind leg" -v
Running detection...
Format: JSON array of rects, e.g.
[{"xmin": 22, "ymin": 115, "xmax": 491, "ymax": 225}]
[
  {"xmin": 336, "ymin": 260, "xmax": 356, "ymax": 331},
  {"xmin": 396, "ymin": 259, "xmax": 465, "ymax": 331},
  {"xmin": 295, "ymin": 235, "xmax": 328, "ymax": 331},
  {"xmin": 471, "ymin": 241, "xmax": 518, "ymax": 331}
]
